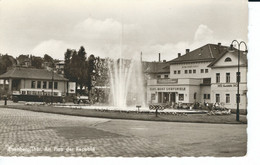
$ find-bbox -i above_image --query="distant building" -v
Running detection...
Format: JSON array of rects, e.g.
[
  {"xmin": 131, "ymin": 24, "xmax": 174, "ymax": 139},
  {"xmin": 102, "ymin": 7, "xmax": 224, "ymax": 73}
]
[
  {"xmin": 146, "ymin": 43, "xmax": 247, "ymax": 110},
  {"xmin": 55, "ymin": 60, "xmax": 65, "ymax": 75},
  {"xmin": 0, "ymin": 67, "xmax": 69, "ymax": 101}
]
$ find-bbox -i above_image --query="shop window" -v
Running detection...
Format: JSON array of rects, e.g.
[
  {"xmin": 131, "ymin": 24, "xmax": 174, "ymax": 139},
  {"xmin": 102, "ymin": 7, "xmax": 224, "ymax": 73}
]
[
  {"xmin": 48, "ymin": 81, "xmax": 53, "ymax": 89},
  {"xmin": 216, "ymin": 94, "xmax": 220, "ymax": 103},
  {"xmin": 185, "ymin": 70, "xmax": 188, "ymax": 74},
  {"xmin": 226, "ymin": 94, "xmax": 230, "ymax": 103},
  {"xmin": 178, "ymin": 70, "xmax": 181, "ymax": 74},
  {"xmin": 179, "ymin": 94, "xmax": 184, "ymax": 101},
  {"xmin": 201, "ymin": 69, "xmax": 204, "ymax": 73},
  {"xmin": 205, "ymin": 69, "xmax": 209, "ymax": 73},
  {"xmin": 43, "ymin": 81, "xmax": 47, "ymax": 89},
  {"xmin": 226, "ymin": 73, "xmax": 230, "ymax": 83},
  {"xmin": 37, "ymin": 81, "xmax": 41, "ymax": 89},
  {"xmin": 193, "ymin": 69, "xmax": 196, "ymax": 73},
  {"xmin": 54, "ymin": 82, "xmax": 58, "ymax": 89},
  {"xmin": 31, "ymin": 81, "xmax": 36, "ymax": 88},
  {"xmin": 225, "ymin": 57, "xmax": 232, "ymax": 62},
  {"xmin": 216, "ymin": 73, "xmax": 220, "ymax": 83}
]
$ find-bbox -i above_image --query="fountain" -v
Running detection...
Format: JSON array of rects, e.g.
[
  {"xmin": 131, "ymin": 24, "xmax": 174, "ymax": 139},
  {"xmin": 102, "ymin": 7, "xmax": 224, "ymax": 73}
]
[{"xmin": 108, "ymin": 55, "xmax": 146, "ymax": 108}]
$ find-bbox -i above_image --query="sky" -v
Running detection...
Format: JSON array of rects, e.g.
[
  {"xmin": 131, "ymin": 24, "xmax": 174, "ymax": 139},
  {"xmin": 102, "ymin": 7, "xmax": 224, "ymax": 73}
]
[{"xmin": 0, "ymin": 0, "xmax": 248, "ymax": 61}]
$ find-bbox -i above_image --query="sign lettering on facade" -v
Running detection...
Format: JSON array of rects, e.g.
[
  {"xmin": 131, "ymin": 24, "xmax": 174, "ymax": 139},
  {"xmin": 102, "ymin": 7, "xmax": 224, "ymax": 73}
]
[
  {"xmin": 150, "ymin": 87, "xmax": 186, "ymax": 91},
  {"xmin": 182, "ymin": 65, "xmax": 199, "ymax": 68},
  {"xmin": 217, "ymin": 84, "xmax": 238, "ymax": 87}
]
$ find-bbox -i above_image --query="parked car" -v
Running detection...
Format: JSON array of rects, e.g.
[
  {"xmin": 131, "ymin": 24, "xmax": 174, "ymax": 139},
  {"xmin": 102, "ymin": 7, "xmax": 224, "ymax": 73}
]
[{"xmin": 73, "ymin": 95, "xmax": 90, "ymax": 104}]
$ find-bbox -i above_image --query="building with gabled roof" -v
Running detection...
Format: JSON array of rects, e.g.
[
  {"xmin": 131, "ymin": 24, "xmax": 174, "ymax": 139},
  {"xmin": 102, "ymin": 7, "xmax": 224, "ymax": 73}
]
[
  {"xmin": 146, "ymin": 43, "xmax": 248, "ymax": 111},
  {"xmin": 0, "ymin": 67, "xmax": 68, "ymax": 101}
]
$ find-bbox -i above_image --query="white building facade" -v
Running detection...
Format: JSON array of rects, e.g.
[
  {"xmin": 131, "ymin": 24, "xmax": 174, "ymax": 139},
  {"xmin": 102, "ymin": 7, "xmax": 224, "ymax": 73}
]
[{"xmin": 146, "ymin": 43, "xmax": 247, "ymax": 110}]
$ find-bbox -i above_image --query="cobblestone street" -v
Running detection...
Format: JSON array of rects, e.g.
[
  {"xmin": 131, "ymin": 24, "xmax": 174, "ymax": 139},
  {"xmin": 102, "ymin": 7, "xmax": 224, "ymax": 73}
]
[{"xmin": 0, "ymin": 108, "xmax": 247, "ymax": 157}]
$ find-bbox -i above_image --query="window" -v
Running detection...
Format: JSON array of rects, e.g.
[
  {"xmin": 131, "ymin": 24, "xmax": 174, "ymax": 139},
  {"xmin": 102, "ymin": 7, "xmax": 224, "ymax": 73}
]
[
  {"xmin": 193, "ymin": 69, "xmax": 196, "ymax": 73},
  {"xmin": 43, "ymin": 81, "xmax": 47, "ymax": 89},
  {"xmin": 225, "ymin": 57, "xmax": 232, "ymax": 62},
  {"xmin": 31, "ymin": 81, "xmax": 36, "ymax": 88},
  {"xmin": 201, "ymin": 69, "xmax": 204, "ymax": 73},
  {"xmin": 216, "ymin": 73, "xmax": 220, "ymax": 83},
  {"xmin": 189, "ymin": 70, "xmax": 192, "ymax": 74},
  {"xmin": 203, "ymin": 78, "xmax": 211, "ymax": 84},
  {"xmin": 48, "ymin": 81, "xmax": 53, "ymax": 89},
  {"xmin": 179, "ymin": 94, "xmax": 184, "ymax": 101},
  {"xmin": 164, "ymin": 75, "xmax": 168, "ymax": 78},
  {"xmin": 226, "ymin": 73, "xmax": 230, "ymax": 83},
  {"xmin": 185, "ymin": 70, "xmax": 188, "ymax": 74},
  {"xmin": 157, "ymin": 75, "xmax": 161, "ymax": 79},
  {"xmin": 151, "ymin": 94, "xmax": 155, "ymax": 100},
  {"xmin": 37, "ymin": 81, "xmax": 41, "ymax": 89},
  {"xmin": 178, "ymin": 70, "xmax": 181, "ymax": 74},
  {"xmin": 216, "ymin": 94, "xmax": 220, "ymax": 103},
  {"xmin": 54, "ymin": 82, "xmax": 58, "ymax": 89},
  {"xmin": 226, "ymin": 94, "xmax": 230, "ymax": 103},
  {"xmin": 194, "ymin": 93, "xmax": 197, "ymax": 99},
  {"xmin": 205, "ymin": 69, "xmax": 208, "ymax": 73},
  {"xmin": 174, "ymin": 71, "xmax": 177, "ymax": 74},
  {"xmin": 204, "ymin": 94, "xmax": 210, "ymax": 99},
  {"xmin": 22, "ymin": 91, "xmax": 26, "ymax": 95}
]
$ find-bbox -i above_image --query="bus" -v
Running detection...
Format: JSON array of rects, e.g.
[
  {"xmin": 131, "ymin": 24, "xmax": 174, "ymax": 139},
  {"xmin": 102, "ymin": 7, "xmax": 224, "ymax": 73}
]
[{"xmin": 12, "ymin": 88, "xmax": 64, "ymax": 103}]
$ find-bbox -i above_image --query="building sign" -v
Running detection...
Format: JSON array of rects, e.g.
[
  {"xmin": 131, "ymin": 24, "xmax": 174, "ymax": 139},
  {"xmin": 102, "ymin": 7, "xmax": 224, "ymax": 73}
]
[
  {"xmin": 182, "ymin": 65, "xmax": 199, "ymax": 68},
  {"xmin": 157, "ymin": 79, "xmax": 178, "ymax": 84},
  {"xmin": 150, "ymin": 87, "xmax": 186, "ymax": 91},
  {"xmin": 217, "ymin": 84, "xmax": 238, "ymax": 87},
  {"xmin": 68, "ymin": 82, "xmax": 76, "ymax": 93}
]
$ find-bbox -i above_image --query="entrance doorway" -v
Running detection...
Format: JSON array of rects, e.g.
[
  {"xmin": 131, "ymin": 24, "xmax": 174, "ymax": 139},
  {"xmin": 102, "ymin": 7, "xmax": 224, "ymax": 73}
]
[{"xmin": 158, "ymin": 92, "xmax": 176, "ymax": 104}]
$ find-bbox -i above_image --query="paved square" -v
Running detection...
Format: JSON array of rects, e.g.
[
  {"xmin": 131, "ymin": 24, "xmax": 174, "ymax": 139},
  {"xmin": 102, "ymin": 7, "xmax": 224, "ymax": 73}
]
[{"xmin": 0, "ymin": 108, "xmax": 247, "ymax": 157}]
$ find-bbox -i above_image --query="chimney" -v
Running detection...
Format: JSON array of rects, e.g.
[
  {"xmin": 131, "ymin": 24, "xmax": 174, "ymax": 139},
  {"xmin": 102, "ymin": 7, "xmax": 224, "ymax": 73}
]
[
  {"xmin": 186, "ymin": 49, "xmax": 190, "ymax": 53},
  {"xmin": 159, "ymin": 53, "xmax": 161, "ymax": 62},
  {"xmin": 218, "ymin": 43, "xmax": 221, "ymax": 46},
  {"xmin": 178, "ymin": 53, "xmax": 181, "ymax": 58}
]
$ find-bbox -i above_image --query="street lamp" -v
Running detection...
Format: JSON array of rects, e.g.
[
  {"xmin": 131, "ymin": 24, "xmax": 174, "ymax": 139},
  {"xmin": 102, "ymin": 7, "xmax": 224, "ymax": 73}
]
[{"xmin": 230, "ymin": 40, "xmax": 248, "ymax": 121}]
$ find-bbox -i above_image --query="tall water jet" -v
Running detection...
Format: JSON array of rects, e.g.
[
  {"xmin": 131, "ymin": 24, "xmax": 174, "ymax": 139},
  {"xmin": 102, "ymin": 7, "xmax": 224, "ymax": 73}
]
[{"xmin": 108, "ymin": 55, "xmax": 146, "ymax": 108}]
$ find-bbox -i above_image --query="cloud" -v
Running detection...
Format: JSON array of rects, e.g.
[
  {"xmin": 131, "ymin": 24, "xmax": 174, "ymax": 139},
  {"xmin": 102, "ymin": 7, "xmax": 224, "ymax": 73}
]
[
  {"xmin": 194, "ymin": 24, "xmax": 214, "ymax": 43},
  {"xmin": 31, "ymin": 39, "xmax": 73, "ymax": 59}
]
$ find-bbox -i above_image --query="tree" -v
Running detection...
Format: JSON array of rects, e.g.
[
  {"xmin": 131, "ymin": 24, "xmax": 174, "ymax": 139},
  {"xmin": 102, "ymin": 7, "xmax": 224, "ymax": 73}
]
[
  {"xmin": 68, "ymin": 47, "xmax": 88, "ymax": 95},
  {"xmin": 86, "ymin": 54, "xmax": 95, "ymax": 91},
  {"xmin": 31, "ymin": 56, "xmax": 44, "ymax": 69},
  {"xmin": 64, "ymin": 49, "xmax": 72, "ymax": 80},
  {"xmin": 0, "ymin": 54, "xmax": 16, "ymax": 74}
]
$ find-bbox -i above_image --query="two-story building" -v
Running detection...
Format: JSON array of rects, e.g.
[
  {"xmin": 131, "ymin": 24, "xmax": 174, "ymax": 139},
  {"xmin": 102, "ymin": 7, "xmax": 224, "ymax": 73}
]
[{"xmin": 146, "ymin": 43, "xmax": 247, "ymax": 110}]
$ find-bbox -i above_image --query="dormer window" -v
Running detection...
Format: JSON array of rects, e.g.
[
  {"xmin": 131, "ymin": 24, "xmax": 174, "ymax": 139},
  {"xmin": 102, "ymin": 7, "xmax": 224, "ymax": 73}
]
[{"xmin": 224, "ymin": 57, "xmax": 232, "ymax": 62}]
